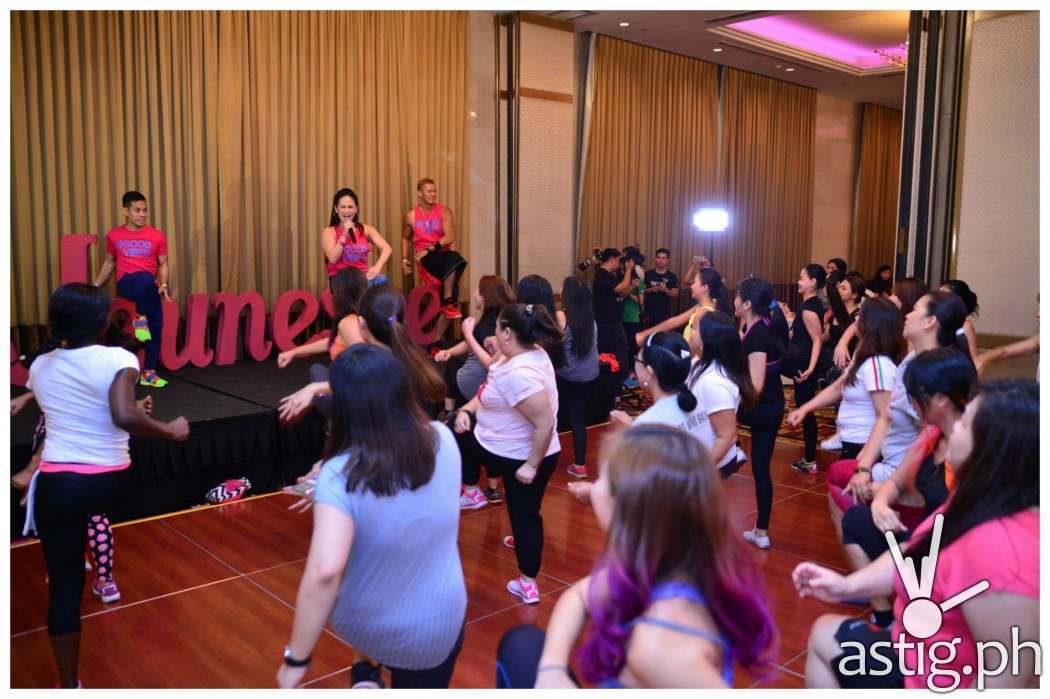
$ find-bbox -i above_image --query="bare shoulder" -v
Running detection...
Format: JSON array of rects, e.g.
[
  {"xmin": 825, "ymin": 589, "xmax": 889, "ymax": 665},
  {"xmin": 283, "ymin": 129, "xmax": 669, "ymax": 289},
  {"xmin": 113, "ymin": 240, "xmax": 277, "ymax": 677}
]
[{"xmin": 625, "ymin": 597, "xmax": 725, "ymax": 682}]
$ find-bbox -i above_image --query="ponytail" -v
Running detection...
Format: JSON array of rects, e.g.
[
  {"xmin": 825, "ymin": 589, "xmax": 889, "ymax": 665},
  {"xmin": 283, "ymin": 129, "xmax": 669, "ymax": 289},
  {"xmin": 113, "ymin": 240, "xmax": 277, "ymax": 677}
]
[
  {"xmin": 641, "ymin": 332, "xmax": 697, "ymax": 412},
  {"xmin": 498, "ymin": 303, "xmax": 566, "ymax": 369},
  {"xmin": 699, "ymin": 268, "xmax": 732, "ymax": 316},
  {"xmin": 924, "ymin": 291, "xmax": 973, "ymax": 365}
]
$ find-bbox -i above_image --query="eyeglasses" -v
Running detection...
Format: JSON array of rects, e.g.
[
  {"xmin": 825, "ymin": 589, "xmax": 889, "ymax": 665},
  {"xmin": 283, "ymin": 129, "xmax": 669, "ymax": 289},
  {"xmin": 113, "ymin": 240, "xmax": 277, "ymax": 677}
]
[{"xmin": 633, "ymin": 354, "xmax": 645, "ymax": 366}]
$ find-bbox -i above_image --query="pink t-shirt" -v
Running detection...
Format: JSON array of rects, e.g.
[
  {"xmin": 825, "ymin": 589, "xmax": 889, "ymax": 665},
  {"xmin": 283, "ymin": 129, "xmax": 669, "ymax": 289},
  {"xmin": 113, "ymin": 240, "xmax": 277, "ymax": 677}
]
[
  {"xmin": 891, "ymin": 503, "xmax": 1040, "ymax": 690},
  {"xmin": 106, "ymin": 225, "xmax": 167, "ymax": 280},
  {"xmin": 474, "ymin": 348, "xmax": 560, "ymax": 461},
  {"xmin": 326, "ymin": 223, "xmax": 371, "ymax": 276}
]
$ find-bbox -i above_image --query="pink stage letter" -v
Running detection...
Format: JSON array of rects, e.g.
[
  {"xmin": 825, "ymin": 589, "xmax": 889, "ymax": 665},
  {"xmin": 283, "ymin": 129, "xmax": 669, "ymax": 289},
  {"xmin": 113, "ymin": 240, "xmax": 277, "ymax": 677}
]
[
  {"xmin": 212, "ymin": 292, "xmax": 273, "ymax": 365},
  {"xmin": 405, "ymin": 286, "xmax": 443, "ymax": 346},
  {"xmin": 109, "ymin": 299, "xmax": 146, "ymax": 368},
  {"xmin": 270, "ymin": 290, "xmax": 321, "ymax": 352},
  {"xmin": 160, "ymin": 294, "xmax": 214, "ymax": 370},
  {"xmin": 60, "ymin": 234, "xmax": 97, "ymax": 285},
  {"xmin": 11, "ymin": 344, "xmax": 29, "ymax": 386}
]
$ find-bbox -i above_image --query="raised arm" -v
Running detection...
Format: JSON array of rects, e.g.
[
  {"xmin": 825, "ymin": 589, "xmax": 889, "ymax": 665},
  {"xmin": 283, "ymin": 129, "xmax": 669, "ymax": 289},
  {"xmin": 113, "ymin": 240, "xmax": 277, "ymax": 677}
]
[{"xmin": 321, "ymin": 227, "xmax": 345, "ymax": 265}]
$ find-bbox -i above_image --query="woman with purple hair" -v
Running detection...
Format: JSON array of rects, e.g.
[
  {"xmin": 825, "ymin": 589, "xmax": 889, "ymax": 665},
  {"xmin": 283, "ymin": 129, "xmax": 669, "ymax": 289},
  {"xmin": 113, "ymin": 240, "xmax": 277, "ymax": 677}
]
[{"xmin": 494, "ymin": 423, "xmax": 777, "ymax": 688}]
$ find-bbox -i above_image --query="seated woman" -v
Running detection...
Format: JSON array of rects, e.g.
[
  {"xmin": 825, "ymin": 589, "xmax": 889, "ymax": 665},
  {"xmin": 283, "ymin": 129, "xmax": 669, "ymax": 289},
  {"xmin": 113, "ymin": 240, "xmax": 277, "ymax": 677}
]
[
  {"xmin": 277, "ymin": 344, "xmax": 466, "ymax": 689},
  {"xmin": 495, "ymin": 424, "xmax": 777, "ymax": 688},
  {"xmin": 793, "ymin": 379, "xmax": 1038, "ymax": 690},
  {"xmin": 838, "ymin": 347, "xmax": 977, "ymax": 629}
]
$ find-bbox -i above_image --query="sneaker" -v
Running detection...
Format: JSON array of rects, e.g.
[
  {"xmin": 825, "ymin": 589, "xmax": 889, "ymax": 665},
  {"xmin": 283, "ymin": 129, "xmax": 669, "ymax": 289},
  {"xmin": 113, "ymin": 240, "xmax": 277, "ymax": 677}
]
[
  {"xmin": 53, "ymin": 680, "xmax": 83, "ymax": 689},
  {"xmin": 133, "ymin": 315, "xmax": 152, "ymax": 342},
  {"xmin": 791, "ymin": 458, "xmax": 818, "ymax": 474},
  {"xmin": 820, "ymin": 432, "xmax": 843, "ymax": 451},
  {"xmin": 743, "ymin": 529, "xmax": 770, "ymax": 550},
  {"xmin": 139, "ymin": 370, "xmax": 168, "ymax": 388},
  {"xmin": 482, "ymin": 487, "xmax": 503, "ymax": 504},
  {"xmin": 459, "ymin": 486, "xmax": 487, "ymax": 510},
  {"xmin": 507, "ymin": 576, "xmax": 540, "ymax": 605},
  {"xmin": 503, "ymin": 535, "xmax": 515, "ymax": 549},
  {"xmin": 91, "ymin": 577, "xmax": 121, "ymax": 604},
  {"xmin": 441, "ymin": 302, "xmax": 462, "ymax": 320},
  {"xmin": 566, "ymin": 463, "xmax": 588, "ymax": 479},
  {"xmin": 350, "ymin": 661, "xmax": 385, "ymax": 689}
]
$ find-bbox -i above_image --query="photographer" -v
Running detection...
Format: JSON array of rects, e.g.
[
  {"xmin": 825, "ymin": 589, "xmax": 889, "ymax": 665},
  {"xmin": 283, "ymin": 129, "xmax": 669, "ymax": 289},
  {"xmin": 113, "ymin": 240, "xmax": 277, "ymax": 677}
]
[
  {"xmin": 643, "ymin": 248, "xmax": 679, "ymax": 327},
  {"xmin": 592, "ymin": 248, "xmax": 633, "ymax": 386}
]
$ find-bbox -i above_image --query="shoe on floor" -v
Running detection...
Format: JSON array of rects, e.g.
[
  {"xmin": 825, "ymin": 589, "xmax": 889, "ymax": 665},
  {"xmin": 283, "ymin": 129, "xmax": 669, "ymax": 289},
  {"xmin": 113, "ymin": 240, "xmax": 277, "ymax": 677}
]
[
  {"xmin": 91, "ymin": 577, "xmax": 121, "ymax": 604},
  {"xmin": 350, "ymin": 661, "xmax": 385, "ymax": 689},
  {"xmin": 482, "ymin": 487, "xmax": 503, "ymax": 504},
  {"xmin": 566, "ymin": 463, "xmax": 588, "ymax": 479},
  {"xmin": 139, "ymin": 369, "xmax": 168, "ymax": 388},
  {"xmin": 743, "ymin": 529, "xmax": 770, "ymax": 550},
  {"xmin": 441, "ymin": 302, "xmax": 462, "ymax": 319},
  {"xmin": 52, "ymin": 680, "xmax": 82, "ymax": 688},
  {"xmin": 820, "ymin": 432, "xmax": 843, "ymax": 451},
  {"xmin": 507, "ymin": 576, "xmax": 540, "ymax": 605},
  {"xmin": 791, "ymin": 458, "xmax": 818, "ymax": 474},
  {"xmin": 459, "ymin": 486, "xmax": 487, "ymax": 510},
  {"xmin": 503, "ymin": 535, "xmax": 515, "ymax": 549}
]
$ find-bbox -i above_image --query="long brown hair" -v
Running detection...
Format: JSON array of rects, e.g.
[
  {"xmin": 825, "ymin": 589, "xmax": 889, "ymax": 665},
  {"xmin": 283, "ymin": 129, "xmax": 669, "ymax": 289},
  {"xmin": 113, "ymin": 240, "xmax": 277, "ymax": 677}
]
[
  {"xmin": 844, "ymin": 297, "xmax": 907, "ymax": 387},
  {"xmin": 359, "ymin": 285, "xmax": 445, "ymax": 405},
  {"xmin": 478, "ymin": 275, "xmax": 515, "ymax": 314},
  {"xmin": 322, "ymin": 344, "xmax": 437, "ymax": 496},
  {"xmin": 892, "ymin": 277, "xmax": 928, "ymax": 317},
  {"xmin": 578, "ymin": 425, "xmax": 777, "ymax": 681}
]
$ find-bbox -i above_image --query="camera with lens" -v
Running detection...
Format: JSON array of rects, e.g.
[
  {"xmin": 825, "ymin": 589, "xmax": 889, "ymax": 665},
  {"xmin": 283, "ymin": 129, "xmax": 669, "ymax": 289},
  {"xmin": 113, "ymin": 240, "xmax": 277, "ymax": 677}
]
[{"xmin": 577, "ymin": 247, "xmax": 603, "ymax": 272}]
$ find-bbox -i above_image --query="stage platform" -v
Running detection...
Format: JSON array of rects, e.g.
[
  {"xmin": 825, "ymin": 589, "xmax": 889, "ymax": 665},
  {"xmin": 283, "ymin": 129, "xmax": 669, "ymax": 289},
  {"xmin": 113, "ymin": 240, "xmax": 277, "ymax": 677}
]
[
  {"xmin": 10, "ymin": 425, "xmax": 863, "ymax": 689},
  {"xmin": 10, "ymin": 358, "xmax": 327, "ymax": 532}
]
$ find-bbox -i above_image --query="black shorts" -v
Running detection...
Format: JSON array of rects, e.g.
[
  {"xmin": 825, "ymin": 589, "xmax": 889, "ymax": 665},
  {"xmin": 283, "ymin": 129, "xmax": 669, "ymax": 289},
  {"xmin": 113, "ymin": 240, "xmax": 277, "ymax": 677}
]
[
  {"xmin": 841, "ymin": 504, "xmax": 913, "ymax": 562},
  {"xmin": 830, "ymin": 618, "xmax": 904, "ymax": 689},
  {"xmin": 419, "ymin": 249, "xmax": 467, "ymax": 285}
]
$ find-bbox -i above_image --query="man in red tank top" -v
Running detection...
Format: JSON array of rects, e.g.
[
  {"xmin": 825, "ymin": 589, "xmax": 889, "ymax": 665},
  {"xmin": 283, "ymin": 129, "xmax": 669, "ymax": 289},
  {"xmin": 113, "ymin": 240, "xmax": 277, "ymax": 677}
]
[{"xmin": 401, "ymin": 178, "xmax": 467, "ymax": 324}]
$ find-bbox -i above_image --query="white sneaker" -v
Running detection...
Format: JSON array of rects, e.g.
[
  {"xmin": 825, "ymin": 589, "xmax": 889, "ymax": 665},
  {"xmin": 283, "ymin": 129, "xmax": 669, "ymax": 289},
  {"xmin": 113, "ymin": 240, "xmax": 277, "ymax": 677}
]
[
  {"xmin": 507, "ymin": 577, "xmax": 540, "ymax": 605},
  {"xmin": 459, "ymin": 486, "xmax": 487, "ymax": 510},
  {"xmin": 820, "ymin": 432, "xmax": 843, "ymax": 451},
  {"xmin": 743, "ymin": 529, "xmax": 770, "ymax": 550}
]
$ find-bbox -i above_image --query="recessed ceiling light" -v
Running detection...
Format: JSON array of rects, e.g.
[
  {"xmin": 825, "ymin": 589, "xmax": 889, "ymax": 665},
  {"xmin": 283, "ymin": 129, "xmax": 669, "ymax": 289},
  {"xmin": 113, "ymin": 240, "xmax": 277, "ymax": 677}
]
[
  {"xmin": 712, "ymin": 47, "xmax": 723, "ymax": 53},
  {"xmin": 619, "ymin": 22, "xmax": 630, "ymax": 27},
  {"xmin": 785, "ymin": 67, "xmax": 796, "ymax": 72}
]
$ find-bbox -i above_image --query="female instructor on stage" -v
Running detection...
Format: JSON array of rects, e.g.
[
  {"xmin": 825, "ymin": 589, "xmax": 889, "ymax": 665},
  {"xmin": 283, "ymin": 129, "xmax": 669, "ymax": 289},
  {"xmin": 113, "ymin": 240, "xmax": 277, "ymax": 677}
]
[{"xmin": 322, "ymin": 188, "xmax": 392, "ymax": 286}]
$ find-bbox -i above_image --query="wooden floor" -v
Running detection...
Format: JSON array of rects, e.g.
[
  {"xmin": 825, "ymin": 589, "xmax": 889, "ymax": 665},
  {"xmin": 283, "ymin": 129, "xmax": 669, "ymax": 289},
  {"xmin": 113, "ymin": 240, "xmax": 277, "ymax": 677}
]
[{"xmin": 10, "ymin": 425, "xmax": 867, "ymax": 689}]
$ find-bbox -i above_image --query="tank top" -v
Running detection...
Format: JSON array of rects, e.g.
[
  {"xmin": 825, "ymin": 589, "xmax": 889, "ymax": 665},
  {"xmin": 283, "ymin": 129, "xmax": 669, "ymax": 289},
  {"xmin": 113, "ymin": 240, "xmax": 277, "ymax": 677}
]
[
  {"xmin": 326, "ymin": 222, "xmax": 370, "ymax": 277},
  {"xmin": 682, "ymin": 304, "xmax": 715, "ymax": 344},
  {"xmin": 412, "ymin": 203, "xmax": 445, "ymax": 255},
  {"xmin": 597, "ymin": 580, "xmax": 734, "ymax": 688}
]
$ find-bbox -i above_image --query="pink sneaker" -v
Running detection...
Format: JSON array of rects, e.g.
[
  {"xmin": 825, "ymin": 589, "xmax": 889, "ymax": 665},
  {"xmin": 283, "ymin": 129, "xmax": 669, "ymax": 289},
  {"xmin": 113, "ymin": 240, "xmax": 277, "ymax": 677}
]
[
  {"xmin": 91, "ymin": 578, "xmax": 121, "ymax": 604},
  {"xmin": 566, "ymin": 463, "xmax": 588, "ymax": 479},
  {"xmin": 507, "ymin": 577, "xmax": 540, "ymax": 605},
  {"xmin": 459, "ymin": 486, "xmax": 487, "ymax": 510},
  {"xmin": 503, "ymin": 535, "xmax": 515, "ymax": 549}
]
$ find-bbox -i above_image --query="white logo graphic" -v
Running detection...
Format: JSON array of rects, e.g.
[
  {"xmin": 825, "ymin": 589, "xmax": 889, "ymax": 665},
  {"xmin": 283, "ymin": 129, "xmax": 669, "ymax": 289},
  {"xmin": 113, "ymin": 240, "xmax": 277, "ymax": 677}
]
[{"xmin": 886, "ymin": 513, "xmax": 990, "ymax": 638}]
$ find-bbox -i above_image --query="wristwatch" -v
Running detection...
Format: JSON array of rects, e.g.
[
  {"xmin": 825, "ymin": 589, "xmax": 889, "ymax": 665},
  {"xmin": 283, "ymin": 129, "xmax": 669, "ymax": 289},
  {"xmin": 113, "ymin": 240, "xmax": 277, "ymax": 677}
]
[
  {"xmin": 854, "ymin": 466, "xmax": 872, "ymax": 475},
  {"xmin": 283, "ymin": 647, "xmax": 311, "ymax": 668}
]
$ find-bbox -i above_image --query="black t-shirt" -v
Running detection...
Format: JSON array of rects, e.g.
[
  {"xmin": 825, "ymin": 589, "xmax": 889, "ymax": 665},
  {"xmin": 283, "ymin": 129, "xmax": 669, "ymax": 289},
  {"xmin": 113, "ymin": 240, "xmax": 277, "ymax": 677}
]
[
  {"xmin": 643, "ymin": 269, "xmax": 679, "ymax": 325},
  {"xmin": 791, "ymin": 296, "xmax": 826, "ymax": 349},
  {"xmin": 915, "ymin": 454, "xmax": 949, "ymax": 515},
  {"xmin": 592, "ymin": 268, "xmax": 624, "ymax": 326},
  {"xmin": 742, "ymin": 320, "xmax": 785, "ymax": 405},
  {"xmin": 828, "ymin": 307, "xmax": 860, "ymax": 352},
  {"xmin": 473, "ymin": 309, "xmax": 499, "ymax": 346}
]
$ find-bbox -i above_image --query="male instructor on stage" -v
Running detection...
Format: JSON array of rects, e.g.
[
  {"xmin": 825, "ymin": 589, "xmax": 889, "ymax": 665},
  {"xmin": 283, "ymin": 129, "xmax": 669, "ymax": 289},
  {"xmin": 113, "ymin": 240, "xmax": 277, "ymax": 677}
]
[
  {"xmin": 94, "ymin": 190, "xmax": 172, "ymax": 388},
  {"xmin": 402, "ymin": 178, "xmax": 467, "ymax": 326}
]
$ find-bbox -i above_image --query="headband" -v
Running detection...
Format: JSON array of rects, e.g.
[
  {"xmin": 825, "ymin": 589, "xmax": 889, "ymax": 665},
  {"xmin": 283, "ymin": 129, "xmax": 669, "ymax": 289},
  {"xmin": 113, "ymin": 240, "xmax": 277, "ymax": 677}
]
[
  {"xmin": 644, "ymin": 333, "xmax": 691, "ymax": 359},
  {"xmin": 525, "ymin": 304, "xmax": 534, "ymax": 315}
]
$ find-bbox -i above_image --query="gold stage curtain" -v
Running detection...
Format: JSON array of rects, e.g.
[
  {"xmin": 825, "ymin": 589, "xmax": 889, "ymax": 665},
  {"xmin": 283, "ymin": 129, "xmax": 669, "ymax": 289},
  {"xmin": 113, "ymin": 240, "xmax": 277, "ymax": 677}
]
[
  {"xmin": 852, "ymin": 103, "xmax": 903, "ymax": 279},
  {"xmin": 717, "ymin": 68, "xmax": 816, "ymax": 287},
  {"xmin": 10, "ymin": 10, "xmax": 467, "ymax": 327},
  {"xmin": 577, "ymin": 36, "xmax": 719, "ymax": 287}
]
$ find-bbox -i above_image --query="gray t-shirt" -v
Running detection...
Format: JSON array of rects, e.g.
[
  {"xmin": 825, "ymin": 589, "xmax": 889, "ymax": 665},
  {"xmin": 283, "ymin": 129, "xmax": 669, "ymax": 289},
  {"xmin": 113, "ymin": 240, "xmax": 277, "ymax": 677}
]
[
  {"xmin": 873, "ymin": 352, "xmax": 921, "ymax": 481},
  {"xmin": 557, "ymin": 322, "xmax": 600, "ymax": 383},
  {"xmin": 314, "ymin": 422, "xmax": 467, "ymax": 670}
]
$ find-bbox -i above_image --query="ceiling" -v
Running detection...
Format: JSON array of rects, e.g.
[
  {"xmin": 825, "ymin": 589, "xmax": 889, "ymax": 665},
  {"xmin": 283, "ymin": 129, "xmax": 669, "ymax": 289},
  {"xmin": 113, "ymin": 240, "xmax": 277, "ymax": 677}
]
[{"xmin": 547, "ymin": 10, "xmax": 910, "ymax": 109}]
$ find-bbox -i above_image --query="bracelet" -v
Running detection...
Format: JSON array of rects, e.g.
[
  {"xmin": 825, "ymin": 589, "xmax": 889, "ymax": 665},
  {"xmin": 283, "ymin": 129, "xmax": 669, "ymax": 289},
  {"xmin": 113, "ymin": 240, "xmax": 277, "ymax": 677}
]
[
  {"xmin": 854, "ymin": 466, "xmax": 872, "ymax": 475},
  {"xmin": 536, "ymin": 665, "xmax": 569, "ymax": 675}
]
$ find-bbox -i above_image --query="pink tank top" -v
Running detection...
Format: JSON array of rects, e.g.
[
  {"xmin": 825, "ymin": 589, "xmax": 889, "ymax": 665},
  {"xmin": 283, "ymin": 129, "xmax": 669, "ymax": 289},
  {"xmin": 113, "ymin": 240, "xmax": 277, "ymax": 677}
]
[
  {"xmin": 412, "ymin": 203, "xmax": 445, "ymax": 254},
  {"xmin": 326, "ymin": 223, "xmax": 370, "ymax": 277}
]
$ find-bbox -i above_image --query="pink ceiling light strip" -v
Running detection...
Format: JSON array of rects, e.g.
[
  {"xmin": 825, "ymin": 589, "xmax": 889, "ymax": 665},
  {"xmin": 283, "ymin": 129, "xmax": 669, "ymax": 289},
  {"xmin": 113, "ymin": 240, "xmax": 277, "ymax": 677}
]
[{"xmin": 729, "ymin": 15, "xmax": 907, "ymax": 70}]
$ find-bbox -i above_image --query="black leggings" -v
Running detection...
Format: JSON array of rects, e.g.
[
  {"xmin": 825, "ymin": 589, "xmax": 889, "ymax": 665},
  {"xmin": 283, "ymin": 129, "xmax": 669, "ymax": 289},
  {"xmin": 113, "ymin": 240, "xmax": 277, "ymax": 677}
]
[
  {"xmin": 385, "ymin": 622, "xmax": 465, "ymax": 689},
  {"xmin": 459, "ymin": 430, "xmax": 559, "ymax": 577},
  {"xmin": 741, "ymin": 400, "xmax": 783, "ymax": 531},
  {"xmin": 557, "ymin": 376, "xmax": 595, "ymax": 465},
  {"xmin": 792, "ymin": 376, "xmax": 819, "ymax": 460},
  {"xmin": 35, "ymin": 470, "xmax": 130, "ymax": 635}
]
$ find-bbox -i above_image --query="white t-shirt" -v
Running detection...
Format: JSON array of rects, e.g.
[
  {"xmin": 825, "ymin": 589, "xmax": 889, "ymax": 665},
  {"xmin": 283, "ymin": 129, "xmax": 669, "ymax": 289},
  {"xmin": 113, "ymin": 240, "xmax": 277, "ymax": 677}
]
[
  {"xmin": 874, "ymin": 351, "xmax": 921, "ymax": 481},
  {"xmin": 689, "ymin": 362, "xmax": 745, "ymax": 469},
  {"xmin": 474, "ymin": 348, "xmax": 560, "ymax": 461},
  {"xmin": 634, "ymin": 395, "xmax": 708, "ymax": 446},
  {"xmin": 26, "ymin": 345, "xmax": 141, "ymax": 466},
  {"xmin": 837, "ymin": 355, "xmax": 898, "ymax": 445}
]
